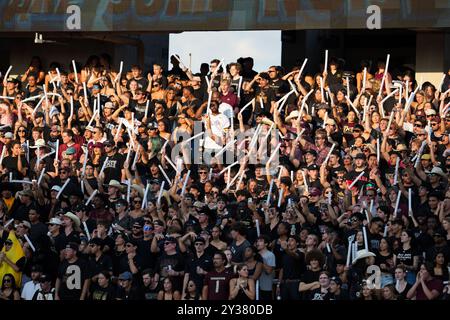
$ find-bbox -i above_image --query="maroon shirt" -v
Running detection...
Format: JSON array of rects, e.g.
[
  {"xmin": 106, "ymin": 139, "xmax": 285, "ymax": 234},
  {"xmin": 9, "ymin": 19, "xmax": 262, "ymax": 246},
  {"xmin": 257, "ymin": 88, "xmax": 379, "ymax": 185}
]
[
  {"xmin": 89, "ymin": 208, "xmax": 114, "ymax": 223},
  {"xmin": 220, "ymin": 91, "xmax": 239, "ymax": 108},
  {"xmin": 203, "ymin": 269, "xmax": 233, "ymax": 300},
  {"xmin": 416, "ymin": 278, "xmax": 443, "ymax": 300}
]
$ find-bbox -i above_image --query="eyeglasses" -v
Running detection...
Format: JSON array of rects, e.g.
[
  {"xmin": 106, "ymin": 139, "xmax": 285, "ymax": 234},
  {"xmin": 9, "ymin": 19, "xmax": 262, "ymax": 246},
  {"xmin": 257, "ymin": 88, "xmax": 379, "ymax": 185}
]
[
  {"xmin": 134, "ymin": 200, "xmax": 142, "ymax": 203},
  {"xmin": 199, "ymin": 172, "xmax": 207, "ymax": 174},
  {"xmin": 414, "ymin": 123, "xmax": 423, "ymax": 128},
  {"xmin": 194, "ymin": 243, "xmax": 204, "ymax": 246}
]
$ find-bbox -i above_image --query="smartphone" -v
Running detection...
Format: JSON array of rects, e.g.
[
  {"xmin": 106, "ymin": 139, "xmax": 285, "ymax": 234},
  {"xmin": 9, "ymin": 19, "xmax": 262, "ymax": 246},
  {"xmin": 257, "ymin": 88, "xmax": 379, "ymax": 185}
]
[{"xmin": 248, "ymin": 198, "xmax": 253, "ymax": 204}]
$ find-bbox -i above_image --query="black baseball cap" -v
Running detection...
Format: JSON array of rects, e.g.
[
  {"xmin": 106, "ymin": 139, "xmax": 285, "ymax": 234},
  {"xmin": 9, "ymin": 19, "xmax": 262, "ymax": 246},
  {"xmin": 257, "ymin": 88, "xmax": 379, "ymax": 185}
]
[
  {"xmin": 103, "ymin": 140, "xmax": 115, "ymax": 147},
  {"xmin": 88, "ymin": 238, "xmax": 104, "ymax": 247},
  {"xmin": 330, "ymin": 276, "xmax": 342, "ymax": 286},
  {"xmin": 194, "ymin": 236, "xmax": 206, "ymax": 244},
  {"xmin": 164, "ymin": 236, "xmax": 177, "ymax": 243},
  {"xmin": 305, "ymin": 149, "xmax": 317, "ymax": 157},
  {"xmin": 39, "ymin": 274, "xmax": 52, "ymax": 283}
]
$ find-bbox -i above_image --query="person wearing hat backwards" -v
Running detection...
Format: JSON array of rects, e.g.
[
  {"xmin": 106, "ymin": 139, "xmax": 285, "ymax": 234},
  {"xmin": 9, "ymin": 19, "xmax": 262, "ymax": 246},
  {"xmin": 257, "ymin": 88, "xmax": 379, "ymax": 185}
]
[{"xmin": 55, "ymin": 242, "xmax": 90, "ymax": 300}]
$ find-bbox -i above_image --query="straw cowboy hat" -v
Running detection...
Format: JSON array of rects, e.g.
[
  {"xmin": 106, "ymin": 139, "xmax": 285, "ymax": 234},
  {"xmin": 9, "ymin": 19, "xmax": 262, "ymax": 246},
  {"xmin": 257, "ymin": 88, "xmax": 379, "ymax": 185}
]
[
  {"xmin": 104, "ymin": 179, "xmax": 126, "ymax": 192},
  {"xmin": 286, "ymin": 110, "xmax": 300, "ymax": 122},
  {"xmin": 131, "ymin": 184, "xmax": 145, "ymax": 198},
  {"xmin": 352, "ymin": 249, "xmax": 376, "ymax": 265},
  {"xmin": 64, "ymin": 212, "xmax": 81, "ymax": 229},
  {"xmin": 29, "ymin": 138, "xmax": 51, "ymax": 150}
]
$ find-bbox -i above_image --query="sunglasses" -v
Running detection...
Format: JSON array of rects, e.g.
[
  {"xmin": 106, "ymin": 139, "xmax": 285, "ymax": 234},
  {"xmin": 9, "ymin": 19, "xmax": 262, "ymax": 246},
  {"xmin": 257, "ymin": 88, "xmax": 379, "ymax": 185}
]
[
  {"xmin": 199, "ymin": 172, "xmax": 207, "ymax": 174},
  {"xmin": 414, "ymin": 124, "xmax": 423, "ymax": 128},
  {"xmin": 194, "ymin": 242, "xmax": 204, "ymax": 246}
]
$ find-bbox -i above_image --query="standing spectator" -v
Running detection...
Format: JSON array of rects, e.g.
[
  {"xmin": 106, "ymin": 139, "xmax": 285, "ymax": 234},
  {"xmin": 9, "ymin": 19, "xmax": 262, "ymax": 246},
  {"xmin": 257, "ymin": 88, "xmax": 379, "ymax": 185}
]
[
  {"xmin": 202, "ymin": 252, "xmax": 233, "ymax": 300},
  {"xmin": 20, "ymin": 264, "xmax": 42, "ymax": 300},
  {"xmin": 55, "ymin": 242, "xmax": 90, "ymax": 300}
]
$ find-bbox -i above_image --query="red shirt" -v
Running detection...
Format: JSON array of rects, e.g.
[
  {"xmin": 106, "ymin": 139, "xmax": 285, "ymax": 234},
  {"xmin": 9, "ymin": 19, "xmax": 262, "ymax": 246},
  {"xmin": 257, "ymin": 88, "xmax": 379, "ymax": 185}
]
[{"xmin": 59, "ymin": 142, "xmax": 82, "ymax": 161}]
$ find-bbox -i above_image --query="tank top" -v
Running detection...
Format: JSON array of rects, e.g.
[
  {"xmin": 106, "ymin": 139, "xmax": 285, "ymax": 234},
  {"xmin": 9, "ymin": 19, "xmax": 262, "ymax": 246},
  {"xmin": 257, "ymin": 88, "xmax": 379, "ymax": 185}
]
[{"xmin": 234, "ymin": 282, "xmax": 251, "ymax": 301}]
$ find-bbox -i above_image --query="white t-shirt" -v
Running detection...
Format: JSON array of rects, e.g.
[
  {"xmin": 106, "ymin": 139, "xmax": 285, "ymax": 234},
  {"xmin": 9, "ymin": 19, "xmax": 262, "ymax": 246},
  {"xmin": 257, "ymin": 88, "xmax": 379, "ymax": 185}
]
[
  {"xmin": 204, "ymin": 113, "xmax": 230, "ymax": 149},
  {"xmin": 21, "ymin": 280, "xmax": 41, "ymax": 300}
]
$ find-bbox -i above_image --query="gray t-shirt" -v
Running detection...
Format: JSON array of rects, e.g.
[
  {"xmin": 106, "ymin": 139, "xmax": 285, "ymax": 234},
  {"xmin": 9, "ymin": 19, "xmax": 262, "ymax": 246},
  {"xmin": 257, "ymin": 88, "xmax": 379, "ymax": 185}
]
[{"xmin": 259, "ymin": 250, "xmax": 276, "ymax": 291}]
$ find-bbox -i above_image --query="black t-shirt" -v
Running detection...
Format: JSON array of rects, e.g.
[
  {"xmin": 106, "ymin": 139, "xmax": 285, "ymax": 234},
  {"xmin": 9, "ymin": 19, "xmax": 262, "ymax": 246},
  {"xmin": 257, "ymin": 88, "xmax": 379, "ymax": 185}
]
[
  {"xmin": 345, "ymin": 169, "xmax": 369, "ymax": 191},
  {"xmin": 230, "ymin": 240, "xmax": 251, "ymax": 264},
  {"xmin": 394, "ymin": 247, "xmax": 419, "ymax": 267},
  {"xmin": 300, "ymin": 269, "xmax": 321, "ymax": 299},
  {"xmin": 309, "ymin": 288, "xmax": 332, "ymax": 300},
  {"xmin": 99, "ymin": 153, "xmax": 124, "ymax": 184},
  {"xmin": 57, "ymin": 258, "xmax": 89, "ymax": 300},
  {"xmin": 281, "ymin": 249, "xmax": 306, "ymax": 280},
  {"xmin": 254, "ymin": 86, "xmax": 276, "ymax": 114},
  {"xmin": 142, "ymin": 284, "xmax": 160, "ymax": 300},
  {"xmin": 155, "ymin": 252, "xmax": 186, "ymax": 290},
  {"xmin": 90, "ymin": 283, "xmax": 117, "ymax": 300},
  {"xmin": 129, "ymin": 99, "xmax": 151, "ymax": 120},
  {"xmin": 269, "ymin": 79, "xmax": 290, "ymax": 99},
  {"xmin": 184, "ymin": 252, "xmax": 213, "ymax": 292},
  {"xmin": 2, "ymin": 156, "xmax": 28, "ymax": 179},
  {"xmin": 136, "ymin": 239, "xmax": 156, "ymax": 270},
  {"xmin": 60, "ymin": 230, "xmax": 81, "ymax": 249},
  {"xmin": 368, "ymin": 231, "xmax": 383, "ymax": 251},
  {"xmin": 88, "ymin": 254, "xmax": 113, "ymax": 278}
]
